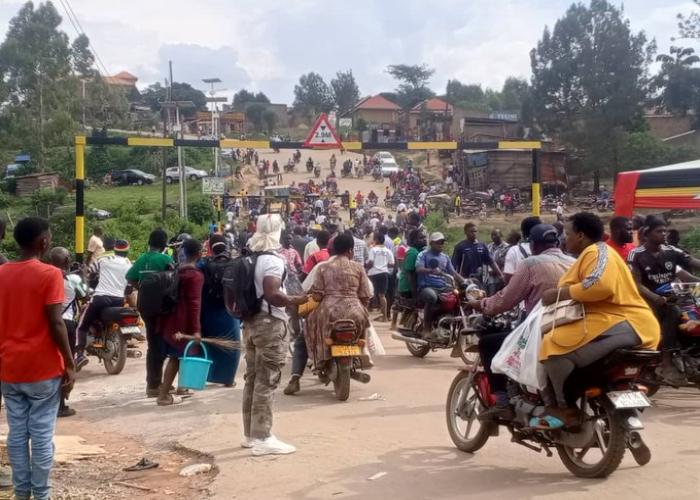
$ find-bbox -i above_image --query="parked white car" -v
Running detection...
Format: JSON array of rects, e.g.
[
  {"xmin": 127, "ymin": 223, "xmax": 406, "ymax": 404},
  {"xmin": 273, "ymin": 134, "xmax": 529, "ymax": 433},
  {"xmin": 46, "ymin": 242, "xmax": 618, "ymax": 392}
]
[
  {"xmin": 165, "ymin": 166, "xmax": 208, "ymax": 183},
  {"xmin": 372, "ymin": 151, "xmax": 395, "ymax": 163},
  {"xmin": 379, "ymin": 158, "xmax": 400, "ymax": 176}
]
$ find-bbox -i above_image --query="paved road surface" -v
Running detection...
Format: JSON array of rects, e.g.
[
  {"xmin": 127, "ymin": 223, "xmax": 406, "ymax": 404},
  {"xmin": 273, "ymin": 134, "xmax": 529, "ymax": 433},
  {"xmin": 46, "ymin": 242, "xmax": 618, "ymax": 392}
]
[{"xmin": 60, "ymin": 320, "xmax": 700, "ymax": 499}]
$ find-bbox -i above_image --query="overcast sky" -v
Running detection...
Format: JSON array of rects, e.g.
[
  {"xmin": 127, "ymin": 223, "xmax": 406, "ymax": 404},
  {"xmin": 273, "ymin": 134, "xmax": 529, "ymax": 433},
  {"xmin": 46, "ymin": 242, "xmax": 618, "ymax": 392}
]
[{"xmin": 0, "ymin": 0, "xmax": 695, "ymax": 104}]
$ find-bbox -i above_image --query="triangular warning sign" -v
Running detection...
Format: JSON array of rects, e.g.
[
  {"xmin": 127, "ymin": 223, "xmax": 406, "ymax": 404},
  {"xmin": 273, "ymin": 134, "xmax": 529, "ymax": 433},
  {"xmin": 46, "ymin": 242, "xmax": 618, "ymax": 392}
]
[{"xmin": 303, "ymin": 113, "xmax": 342, "ymax": 149}]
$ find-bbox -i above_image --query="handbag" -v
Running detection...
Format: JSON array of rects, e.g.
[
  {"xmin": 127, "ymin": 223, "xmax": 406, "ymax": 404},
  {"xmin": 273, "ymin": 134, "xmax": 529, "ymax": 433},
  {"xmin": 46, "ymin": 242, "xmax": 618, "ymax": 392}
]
[{"xmin": 540, "ymin": 288, "xmax": 585, "ymax": 343}]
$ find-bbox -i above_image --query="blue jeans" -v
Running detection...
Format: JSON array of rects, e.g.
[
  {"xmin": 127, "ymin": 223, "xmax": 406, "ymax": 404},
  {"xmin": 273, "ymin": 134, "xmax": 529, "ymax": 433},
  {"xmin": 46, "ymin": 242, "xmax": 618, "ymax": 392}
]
[{"xmin": 2, "ymin": 377, "xmax": 62, "ymax": 500}]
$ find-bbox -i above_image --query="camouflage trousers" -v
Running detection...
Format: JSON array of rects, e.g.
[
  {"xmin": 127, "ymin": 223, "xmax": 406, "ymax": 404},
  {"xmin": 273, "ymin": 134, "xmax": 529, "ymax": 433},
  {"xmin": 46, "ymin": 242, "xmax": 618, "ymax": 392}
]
[{"xmin": 242, "ymin": 315, "xmax": 288, "ymax": 439}]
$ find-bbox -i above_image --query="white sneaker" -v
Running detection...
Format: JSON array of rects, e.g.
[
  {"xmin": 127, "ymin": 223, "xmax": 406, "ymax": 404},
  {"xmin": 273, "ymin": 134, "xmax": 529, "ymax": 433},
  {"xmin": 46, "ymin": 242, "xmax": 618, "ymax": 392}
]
[
  {"xmin": 241, "ymin": 436, "xmax": 255, "ymax": 449},
  {"xmin": 251, "ymin": 435, "xmax": 296, "ymax": 456}
]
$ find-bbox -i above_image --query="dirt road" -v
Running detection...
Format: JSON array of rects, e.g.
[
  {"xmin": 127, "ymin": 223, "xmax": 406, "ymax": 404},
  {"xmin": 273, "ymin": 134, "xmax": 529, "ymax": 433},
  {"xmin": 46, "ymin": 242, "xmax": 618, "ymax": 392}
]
[{"xmin": 25, "ymin": 319, "xmax": 700, "ymax": 499}]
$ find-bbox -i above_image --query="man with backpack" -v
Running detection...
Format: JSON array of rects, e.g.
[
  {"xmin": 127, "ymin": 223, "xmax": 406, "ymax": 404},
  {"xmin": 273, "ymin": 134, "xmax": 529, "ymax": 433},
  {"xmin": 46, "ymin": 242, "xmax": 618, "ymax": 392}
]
[
  {"xmin": 126, "ymin": 229, "xmax": 174, "ymax": 398},
  {"xmin": 237, "ymin": 214, "xmax": 307, "ymax": 456},
  {"xmin": 200, "ymin": 234, "xmax": 240, "ymax": 387}
]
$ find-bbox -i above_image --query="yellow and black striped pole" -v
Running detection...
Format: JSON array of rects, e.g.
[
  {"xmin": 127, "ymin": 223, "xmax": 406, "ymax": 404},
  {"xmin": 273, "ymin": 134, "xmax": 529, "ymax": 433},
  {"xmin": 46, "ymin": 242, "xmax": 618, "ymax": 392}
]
[
  {"xmin": 531, "ymin": 149, "xmax": 541, "ymax": 216},
  {"xmin": 75, "ymin": 136, "xmax": 86, "ymax": 262}
]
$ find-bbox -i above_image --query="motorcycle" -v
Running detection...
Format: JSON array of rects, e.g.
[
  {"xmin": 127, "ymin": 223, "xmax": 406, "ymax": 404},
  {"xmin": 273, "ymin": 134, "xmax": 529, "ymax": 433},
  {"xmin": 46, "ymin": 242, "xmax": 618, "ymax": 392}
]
[
  {"xmin": 306, "ymin": 159, "xmax": 314, "ymax": 173},
  {"xmin": 391, "ymin": 273, "xmax": 502, "ymax": 365},
  {"xmin": 85, "ymin": 305, "xmax": 142, "ymax": 375},
  {"xmin": 639, "ymin": 282, "xmax": 700, "ymax": 395},
  {"xmin": 284, "ymin": 162, "xmax": 296, "ymax": 173},
  {"xmin": 446, "ymin": 313, "xmax": 658, "ymax": 478},
  {"xmin": 314, "ymin": 166, "xmax": 321, "ymax": 178},
  {"xmin": 313, "ymin": 319, "xmax": 371, "ymax": 401}
]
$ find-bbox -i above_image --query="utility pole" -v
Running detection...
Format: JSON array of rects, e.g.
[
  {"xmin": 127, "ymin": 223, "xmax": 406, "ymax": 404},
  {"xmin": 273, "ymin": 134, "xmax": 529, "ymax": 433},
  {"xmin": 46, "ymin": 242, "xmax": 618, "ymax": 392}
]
[{"xmin": 203, "ymin": 77, "xmax": 227, "ymax": 177}]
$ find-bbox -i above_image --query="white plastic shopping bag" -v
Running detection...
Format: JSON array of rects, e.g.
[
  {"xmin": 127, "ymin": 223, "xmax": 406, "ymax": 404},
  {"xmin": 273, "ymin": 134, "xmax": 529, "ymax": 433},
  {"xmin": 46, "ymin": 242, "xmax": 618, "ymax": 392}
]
[
  {"xmin": 491, "ymin": 302, "xmax": 547, "ymax": 390},
  {"xmin": 367, "ymin": 324, "xmax": 386, "ymax": 356}
]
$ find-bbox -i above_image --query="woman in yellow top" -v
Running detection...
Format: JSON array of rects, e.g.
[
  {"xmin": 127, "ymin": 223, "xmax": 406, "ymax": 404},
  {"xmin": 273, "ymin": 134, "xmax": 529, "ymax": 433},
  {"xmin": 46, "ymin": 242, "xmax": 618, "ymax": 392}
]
[{"xmin": 537, "ymin": 212, "xmax": 660, "ymax": 428}]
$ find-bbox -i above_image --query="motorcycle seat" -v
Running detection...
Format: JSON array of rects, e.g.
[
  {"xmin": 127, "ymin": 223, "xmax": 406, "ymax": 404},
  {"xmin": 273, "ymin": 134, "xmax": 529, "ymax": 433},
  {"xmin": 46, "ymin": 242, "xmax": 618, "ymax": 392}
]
[
  {"xmin": 611, "ymin": 348, "xmax": 660, "ymax": 361},
  {"xmin": 100, "ymin": 307, "xmax": 139, "ymax": 322}
]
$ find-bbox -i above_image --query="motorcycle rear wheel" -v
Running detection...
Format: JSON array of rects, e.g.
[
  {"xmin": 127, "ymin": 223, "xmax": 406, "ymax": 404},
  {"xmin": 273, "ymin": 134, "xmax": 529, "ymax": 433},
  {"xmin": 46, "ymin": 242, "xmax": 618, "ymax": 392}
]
[
  {"xmin": 103, "ymin": 330, "xmax": 127, "ymax": 375},
  {"xmin": 406, "ymin": 342, "xmax": 431, "ymax": 358},
  {"xmin": 333, "ymin": 360, "xmax": 351, "ymax": 401},
  {"xmin": 556, "ymin": 399, "xmax": 627, "ymax": 478},
  {"xmin": 446, "ymin": 370, "xmax": 493, "ymax": 453}
]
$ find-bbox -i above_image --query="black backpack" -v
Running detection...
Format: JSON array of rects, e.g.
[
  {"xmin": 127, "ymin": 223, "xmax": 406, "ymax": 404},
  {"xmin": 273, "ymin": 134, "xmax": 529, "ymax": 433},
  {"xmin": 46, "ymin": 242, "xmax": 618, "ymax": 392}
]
[
  {"xmin": 223, "ymin": 251, "xmax": 281, "ymax": 320},
  {"xmin": 202, "ymin": 255, "xmax": 232, "ymax": 302},
  {"xmin": 137, "ymin": 270, "xmax": 179, "ymax": 317}
]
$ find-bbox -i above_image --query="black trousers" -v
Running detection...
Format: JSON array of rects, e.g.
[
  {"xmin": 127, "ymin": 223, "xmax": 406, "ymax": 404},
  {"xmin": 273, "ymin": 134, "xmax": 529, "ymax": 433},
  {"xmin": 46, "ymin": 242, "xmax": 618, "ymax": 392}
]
[
  {"xmin": 76, "ymin": 295, "xmax": 124, "ymax": 350},
  {"xmin": 655, "ymin": 303, "xmax": 681, "ymax": 350},
  {"xmin": 144, "ymin": 315, "xmax": 165, "ymax": 390},
  {"xmin": 478, "ymin": 331, "xmax": 510, "ymax": 394}
]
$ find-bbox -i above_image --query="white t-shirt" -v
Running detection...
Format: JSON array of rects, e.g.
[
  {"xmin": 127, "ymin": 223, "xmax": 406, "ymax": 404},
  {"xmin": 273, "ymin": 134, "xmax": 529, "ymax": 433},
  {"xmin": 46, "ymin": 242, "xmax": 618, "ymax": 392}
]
[
  {"xmin": 254, "ymin": 253, "xmax": 288, "ymax": 322},
  {"xmin": 316, "ymin": 214, "xmax": 327, "ymax": 225},
  {"xmin": 226, "ymin": 211, "xmax": 235, "ymax": 222},
  {"xmin": 304, "ymin": 239, "xmax": 320, "ymax": 261},
  {"xmin": 367, "ymin": 246, "xmax": 395, "ymax": 276},
  {"xmin": 314, "ymin": 199, "xmax": 324, "ymax": 209},
  {"xmin": 63, "ymin": 273, "xmax": 87, "ymax": 320},
  {"xmin": 503, "ymin": 242, "xmax": 531, "ymax": 275},
  {"xmin": 396, "ymin": 203, "xmax": 407, "ymax": 212},
  {"xmin": 92, "ymin": 254, "xmax": 131, "ymax": 297}
]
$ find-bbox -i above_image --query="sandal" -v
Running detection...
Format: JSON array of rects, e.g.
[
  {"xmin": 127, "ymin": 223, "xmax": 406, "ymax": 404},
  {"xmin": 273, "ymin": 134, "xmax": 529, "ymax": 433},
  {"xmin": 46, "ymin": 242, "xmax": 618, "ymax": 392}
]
[
  {"xmin": 175, "ymin": 388, "xmax": 194, "ymax": 398},
  {"xmin": 157, "ymin": 394, "xmax": 183, "ymax": 406},
  {"xmin": 123, "ymin": 457, "xmax": 159, "ymax": 472},
  {"xmin": 531, "ymin": 407, "xmax": 580, "ymax": 430},
  {"xmin": 529, "ymin": 415, "xmax": 565, "ymax": 430}
]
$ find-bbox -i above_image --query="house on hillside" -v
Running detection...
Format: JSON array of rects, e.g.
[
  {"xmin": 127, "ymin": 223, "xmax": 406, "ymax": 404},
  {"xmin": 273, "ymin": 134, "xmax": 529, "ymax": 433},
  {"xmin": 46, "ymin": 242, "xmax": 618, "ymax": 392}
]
[
  {"xmin": 347, "ymin": 95, "xmax": 402, "ymax": 142},
  {"xmin": 408, "ymin": 97, "xmax": 453, "ymax": 141},
  {"xmin": 103, "ymin": 71, "xmax": 140, "ymax": 101}
]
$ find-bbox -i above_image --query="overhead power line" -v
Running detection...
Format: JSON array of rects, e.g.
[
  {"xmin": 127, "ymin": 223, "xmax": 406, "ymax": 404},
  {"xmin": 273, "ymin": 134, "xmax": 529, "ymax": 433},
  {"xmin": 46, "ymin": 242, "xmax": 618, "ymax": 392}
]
[{"xmin": 57, "ymin": 0, "xmax": 110, "ymax": 77}]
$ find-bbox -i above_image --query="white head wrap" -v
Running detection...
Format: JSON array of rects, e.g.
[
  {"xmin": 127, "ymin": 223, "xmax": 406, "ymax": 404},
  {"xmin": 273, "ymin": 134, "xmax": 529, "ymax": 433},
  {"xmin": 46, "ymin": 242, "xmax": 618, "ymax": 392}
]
[{"xmin": 247, "ymin": 214, "xmax": 284, "ymax": 252}]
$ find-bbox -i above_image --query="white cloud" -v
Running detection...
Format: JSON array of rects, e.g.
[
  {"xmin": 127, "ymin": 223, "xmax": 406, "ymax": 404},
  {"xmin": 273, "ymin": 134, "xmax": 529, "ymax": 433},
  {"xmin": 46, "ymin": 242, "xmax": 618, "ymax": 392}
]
[{"xmin": 0, "ymin": 0, "xmax": 695, "ymax": 102}]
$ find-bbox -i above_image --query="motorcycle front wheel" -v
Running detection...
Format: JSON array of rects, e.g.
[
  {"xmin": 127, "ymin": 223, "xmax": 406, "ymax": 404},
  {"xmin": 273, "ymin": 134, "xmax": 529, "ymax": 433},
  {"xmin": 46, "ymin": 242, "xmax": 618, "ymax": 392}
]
[
  {"xmin": 103, "ymin": 330, "xmax": 127, "ymax": 375},
  {"xmin": 556, "ymin": 398, "xmax": 627, "ymax": 478},
  {"xmin": 333, "ymin": 360, "xmax": 351, "ymax": 401},
  {"xmin": 446, "ymin": 370, "xmax": 492, "ymax": 453}
]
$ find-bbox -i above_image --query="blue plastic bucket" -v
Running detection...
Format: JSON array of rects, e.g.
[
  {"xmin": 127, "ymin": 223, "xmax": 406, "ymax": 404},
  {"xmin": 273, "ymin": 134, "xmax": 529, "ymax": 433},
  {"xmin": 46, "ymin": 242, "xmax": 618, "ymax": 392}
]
[{"xmin": 178, "ymin": 341, "xmax": 213, "ymax": 390}]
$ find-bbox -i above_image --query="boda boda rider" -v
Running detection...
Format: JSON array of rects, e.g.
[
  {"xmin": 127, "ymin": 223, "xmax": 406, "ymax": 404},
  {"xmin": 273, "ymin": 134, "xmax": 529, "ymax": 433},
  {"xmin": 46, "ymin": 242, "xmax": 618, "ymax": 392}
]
[
  {"xmin": 303, "ymin": 233, "xmax": 372, "ymax": 387},
  {"xmin": 536, "ymin": 213, "xmax": 660, "ymax": 429},
  {"xmin": 627, "ymin": 215, "xmax": 700, "ymax": 382},
  {"xmin": 416, "ymin": 232, "xmax": 465, "ymax": 337},
  {"xmin": 468, "ymin": 224, "xmax": 575, "ymax": 421}
]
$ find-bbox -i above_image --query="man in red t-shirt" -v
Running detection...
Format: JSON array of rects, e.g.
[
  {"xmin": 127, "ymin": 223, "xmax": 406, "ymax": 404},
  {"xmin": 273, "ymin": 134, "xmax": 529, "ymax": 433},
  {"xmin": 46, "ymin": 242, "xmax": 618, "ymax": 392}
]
[
  {"xmin": 302, "ymin": 230, "xmax": 331, "ymax": 276},
  {"xmin": 607, "ymin": 216, "xmax": 636, "ymax": 261},
  {"xmin": 0, "ymin": 217, "xmax": 76, "ymax": 500}
]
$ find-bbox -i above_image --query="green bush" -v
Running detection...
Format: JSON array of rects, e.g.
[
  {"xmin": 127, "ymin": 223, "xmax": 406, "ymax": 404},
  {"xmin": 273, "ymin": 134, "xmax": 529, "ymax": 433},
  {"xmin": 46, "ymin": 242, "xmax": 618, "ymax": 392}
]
[
  {"xmin": 683, "ymin": 228, "xmax": 700, "ymax": 256},
  {"xmin": 188, "ymin": 195, "xmax": 214, "ymax": 226}
]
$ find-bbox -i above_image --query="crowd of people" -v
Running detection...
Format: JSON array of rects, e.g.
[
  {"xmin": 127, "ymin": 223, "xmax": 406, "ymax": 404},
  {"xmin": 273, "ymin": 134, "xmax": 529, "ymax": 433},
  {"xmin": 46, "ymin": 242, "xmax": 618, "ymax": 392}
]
[{"xmin": 1, "ymin": 155, "xmax": 700, "ymax": 498}]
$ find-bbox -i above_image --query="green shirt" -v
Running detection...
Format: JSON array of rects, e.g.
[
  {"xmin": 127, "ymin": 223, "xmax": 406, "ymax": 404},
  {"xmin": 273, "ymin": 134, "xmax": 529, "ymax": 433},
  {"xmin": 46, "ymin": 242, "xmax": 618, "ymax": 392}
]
[
  {"xmin": 126, "ymin": 251, "xmax": 174, "ymax": 282},
  {"xmin": 398, "ymin": 247, "xmax": 420, "ymax": 294}
]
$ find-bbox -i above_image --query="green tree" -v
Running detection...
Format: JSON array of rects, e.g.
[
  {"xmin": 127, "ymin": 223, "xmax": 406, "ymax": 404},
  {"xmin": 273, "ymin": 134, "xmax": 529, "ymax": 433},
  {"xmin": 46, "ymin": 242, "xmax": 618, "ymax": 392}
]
[
  {"xmin": 0, "ymin": 1, "xmax": 79, "ymax": 170},
  {"xmin": 386, "ymin": 64, "xmax": 435, "ymax": 109},
  {"xmin": 232, "ymin": 89, "xmax": 270, "ymax": 108},
  {"xmin": 445, "ymin": 80, "xmax": 485, "ymax": 105},
  {"xmin": 654, "ymin": 46, "xmax": 700, "ymax": 117},
  {"xmin": 617, "ymin": 131, "xmax": 698, "ymax": 172},
  {"xmin": 262, "ymin": 109, "xmax": 277, "ymax": 133},
  {"xmin": 530, "ymin": 0, "xmax": 654, "ymax": 177},
  {"xmin": 330, "ymin": 70, "xmax": 360, "ymax": 116},
  {"xmin": 140, "ymin": 81, "xmax": 207, "ymax": 116},
  {"xmin": 246, "ymin": 103, "xmax": 266, "ymax": 132},
  {"xmin": 677, "ymin": 0, "xmax": 700, "ymax": 40},
  {"xmin": 71, "ymin": 33, "xmax": 95, "ymax": 78},
  {"xmin": 293, "ymin": 72, "xmax": 334, "ymax": 119}
]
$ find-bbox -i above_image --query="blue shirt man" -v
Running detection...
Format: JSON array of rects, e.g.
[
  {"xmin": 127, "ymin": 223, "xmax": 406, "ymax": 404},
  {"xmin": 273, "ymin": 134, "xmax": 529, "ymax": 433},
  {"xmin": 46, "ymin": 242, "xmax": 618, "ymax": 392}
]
[
  {"xmin": 416, "ymin": 232, "xmax": 464, "ymax": 336},
  {"xmin": 451, "ymin": 222, "xmax": 502, "ymax": 280}
]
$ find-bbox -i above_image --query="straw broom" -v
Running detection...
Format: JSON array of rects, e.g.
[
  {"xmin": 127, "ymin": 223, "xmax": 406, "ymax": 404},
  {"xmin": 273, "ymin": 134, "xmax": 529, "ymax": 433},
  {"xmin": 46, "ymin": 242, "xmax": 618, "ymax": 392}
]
[{"xmin": 174, "ymin": 333, "xmax": 240, "ymax": 353}]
